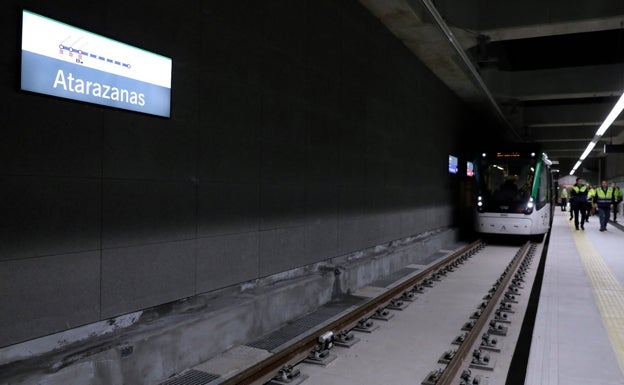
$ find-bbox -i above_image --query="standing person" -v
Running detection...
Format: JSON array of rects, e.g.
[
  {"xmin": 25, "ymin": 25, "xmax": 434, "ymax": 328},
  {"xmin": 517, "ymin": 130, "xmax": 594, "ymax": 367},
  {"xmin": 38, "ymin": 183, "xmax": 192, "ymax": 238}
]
[
  {"xmin": 612, "ymin": 182, "xmax": 622, "ymax": 222},
  {"xmin": 595, "ymin": 180, "xmax": 615, "ymax": 232},
  {"xmin": 585, "ymin": 184, "xmax": 595, "ymax": 223},
  {"xmin": 569, "ymin": 185, "xmax": 574, "ymax": 220},
  {"xmin": 560, "ymin": 185, "xmax": 569, "ymax": 211},
  {"xmin": 570, "ymin": 177, "xmax": 588, "ymax": 230}
]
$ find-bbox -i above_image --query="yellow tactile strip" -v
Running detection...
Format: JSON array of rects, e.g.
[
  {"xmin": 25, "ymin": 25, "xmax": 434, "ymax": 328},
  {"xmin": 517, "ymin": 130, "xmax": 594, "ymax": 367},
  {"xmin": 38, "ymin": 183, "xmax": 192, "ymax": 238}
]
[{"xmin": 569, "ymin": 220, "xmax": 624, "ymax": 373}]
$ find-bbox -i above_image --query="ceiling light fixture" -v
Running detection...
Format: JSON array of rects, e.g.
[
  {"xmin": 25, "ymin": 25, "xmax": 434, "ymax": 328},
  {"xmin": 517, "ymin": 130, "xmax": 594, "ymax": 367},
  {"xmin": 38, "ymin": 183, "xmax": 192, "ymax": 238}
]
[{"xmin": 569, "ymin": 91, "xmax": 624, "ymax": 175}]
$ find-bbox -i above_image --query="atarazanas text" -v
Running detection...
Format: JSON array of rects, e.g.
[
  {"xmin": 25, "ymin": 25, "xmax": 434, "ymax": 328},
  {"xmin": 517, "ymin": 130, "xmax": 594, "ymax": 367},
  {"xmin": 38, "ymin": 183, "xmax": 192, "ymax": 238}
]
[{"xmin": 52, "ymin": 69, "xmax": 146, "ymax": 106}]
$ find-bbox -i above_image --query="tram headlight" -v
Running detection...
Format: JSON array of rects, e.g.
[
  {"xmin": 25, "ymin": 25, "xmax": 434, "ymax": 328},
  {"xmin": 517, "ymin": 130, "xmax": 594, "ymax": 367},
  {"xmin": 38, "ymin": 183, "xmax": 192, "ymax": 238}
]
[
  {"xmin": 476, "ymin": 196, "xmax": 484, "ymax": 212},
  {"xmin": 524, "ymin": 197, "xmax": 534, "ymax": 215}
]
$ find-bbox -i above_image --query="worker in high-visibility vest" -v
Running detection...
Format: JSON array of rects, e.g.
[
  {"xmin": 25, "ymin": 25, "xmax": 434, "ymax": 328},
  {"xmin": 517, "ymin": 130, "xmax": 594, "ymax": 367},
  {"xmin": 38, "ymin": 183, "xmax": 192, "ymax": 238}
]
[
  {"xmin": 570, "ymin": 177, "xmax": 588, "ymax": 230},
  {"xmin": 594, "ymin": 180, "xmax": 616, "ymax": 231}
]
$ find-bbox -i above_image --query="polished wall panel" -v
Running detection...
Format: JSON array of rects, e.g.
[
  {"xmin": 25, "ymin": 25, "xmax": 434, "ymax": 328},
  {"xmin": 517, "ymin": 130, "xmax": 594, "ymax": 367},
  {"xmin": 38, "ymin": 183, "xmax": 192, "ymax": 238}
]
[
  {"xmin": 198, "ymin": 77, "xmax": 262, "ymax": 184},
  {"xmin": 102, "ymin": 179, "xmax": 196, "ymax": 248},
  {"xmin": 304, "ymin": 221, "xmax": 339, "ymax": 262},
  {"xmin": 197, "ymin": 182, "xmax": 259, "ymax": 237},
  {"xmin": 0, "ymin": 176, "xmax": 101, "ymax": 261},
  {"xmin": 0, "ymin": 100, "xmax": 102, "ymax": 178},
  {"xmin": 196, "ymin": 232, "xmax": 259, "ymax": 293},
  {"xmin": 0, "ymin": 251, "xmax": 100, "ymax": 347},
  {"xmin": 260, "ymin": 182, "xmax": 305, "ymax": 231},
  {"xmin": 101, "ymin": 240, "xmax": 196, "ymax": 318},
  {"xmin": 102, "ymin": 115, "xmax": 197, "ymax": 181},
  {"xmin": 258, "ymin": 227, "xmax": 306, "ymax": 277}
]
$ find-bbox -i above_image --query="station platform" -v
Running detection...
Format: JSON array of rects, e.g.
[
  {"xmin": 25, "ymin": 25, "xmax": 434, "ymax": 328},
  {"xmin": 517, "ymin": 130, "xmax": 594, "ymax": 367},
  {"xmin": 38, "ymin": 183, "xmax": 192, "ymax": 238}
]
[{"xmin": 525, "ymin": 208, "xmax": 624, "ymax": 385}]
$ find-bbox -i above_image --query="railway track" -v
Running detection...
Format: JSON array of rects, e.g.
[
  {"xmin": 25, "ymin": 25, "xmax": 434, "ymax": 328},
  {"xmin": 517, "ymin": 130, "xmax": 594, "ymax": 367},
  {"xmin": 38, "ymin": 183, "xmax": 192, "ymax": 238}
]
[{"xmin": 212, "ymin": 240, "xmax": 541, "ymax": 385}]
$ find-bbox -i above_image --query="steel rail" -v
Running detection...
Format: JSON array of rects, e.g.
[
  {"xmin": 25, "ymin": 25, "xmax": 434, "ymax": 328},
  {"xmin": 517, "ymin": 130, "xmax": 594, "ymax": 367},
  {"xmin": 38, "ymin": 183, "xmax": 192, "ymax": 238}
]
[
  {"xmin": 219, "ymin": 240, "xmax": 485, "ymax": 385},
  {"xmin": 435, "ymin": 241, "xmax": 532, "ymax": 385}
]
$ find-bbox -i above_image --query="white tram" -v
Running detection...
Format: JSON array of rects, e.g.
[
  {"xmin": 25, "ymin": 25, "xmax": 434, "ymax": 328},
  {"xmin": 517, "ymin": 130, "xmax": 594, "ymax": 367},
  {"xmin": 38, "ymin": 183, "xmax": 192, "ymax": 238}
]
[{"xmin": 473, "ymin": 149, "xmax": 553, "ymax": 240}]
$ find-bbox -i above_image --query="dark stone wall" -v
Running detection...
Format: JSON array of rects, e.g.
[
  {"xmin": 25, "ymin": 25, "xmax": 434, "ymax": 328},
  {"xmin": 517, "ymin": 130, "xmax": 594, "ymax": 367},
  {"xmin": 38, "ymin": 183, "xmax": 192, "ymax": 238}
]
[
  {"xmin": 605, "ymin": 154, "xmax": 624, "ymax": 181},
  {"xmin": 0, "ymin": 0, "xmax": 469, "ymax": 347}
]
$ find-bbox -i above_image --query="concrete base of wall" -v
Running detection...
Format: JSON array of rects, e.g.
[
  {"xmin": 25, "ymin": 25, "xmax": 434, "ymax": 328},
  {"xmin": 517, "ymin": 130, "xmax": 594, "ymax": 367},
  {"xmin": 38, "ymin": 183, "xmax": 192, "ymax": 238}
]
[{"xmin": 2, "ymin": 227, "xmax": 460, "ymax": 385}]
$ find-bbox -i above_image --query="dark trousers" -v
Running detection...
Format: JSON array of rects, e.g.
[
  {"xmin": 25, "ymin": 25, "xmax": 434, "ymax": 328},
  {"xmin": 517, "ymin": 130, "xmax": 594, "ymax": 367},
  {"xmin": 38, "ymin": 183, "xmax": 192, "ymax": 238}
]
[
  {"xmin": 598, "ymin": 206, "xmax": 611, "ymax": 230},
  {"xmin": 571, "ymin": 202, "xmax": 586, "ymax": 229},
  {"xmin": 561, "ymin": 198, "xmax": 567, "ymax": 211},
  {"xmin": 584, "ymin": 202, "xmax": 592, "ymax": 221}
]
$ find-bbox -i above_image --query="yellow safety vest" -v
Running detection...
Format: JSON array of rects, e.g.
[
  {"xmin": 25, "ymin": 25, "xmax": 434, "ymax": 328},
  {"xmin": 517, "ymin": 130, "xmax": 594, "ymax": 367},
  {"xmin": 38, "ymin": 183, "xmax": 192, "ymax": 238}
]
[{"xmin": 595, "ymin": 187, "xmax": 614, "ymax": 205}]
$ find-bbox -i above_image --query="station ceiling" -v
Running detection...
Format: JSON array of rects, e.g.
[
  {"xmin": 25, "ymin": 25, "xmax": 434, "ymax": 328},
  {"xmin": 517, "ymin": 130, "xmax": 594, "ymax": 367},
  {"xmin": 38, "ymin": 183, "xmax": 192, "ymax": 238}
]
[{"xmin": 359, "ymin": 0, "xmax": 624, "ymax": 175}]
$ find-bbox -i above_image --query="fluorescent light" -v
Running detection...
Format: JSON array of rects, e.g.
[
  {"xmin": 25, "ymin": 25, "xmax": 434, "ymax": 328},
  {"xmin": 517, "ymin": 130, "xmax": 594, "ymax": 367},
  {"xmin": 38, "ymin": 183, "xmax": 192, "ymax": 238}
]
[
  {"xmin": 579, "ymin": 142, "xmax": 597, "ymax": 160},
  {"xmin": 596, "ymin": 92, "xmax": 624, "ymax": 136},
  {"xmin": 568, "ymin": 91, "xmax": 624, "ymax": 174}
]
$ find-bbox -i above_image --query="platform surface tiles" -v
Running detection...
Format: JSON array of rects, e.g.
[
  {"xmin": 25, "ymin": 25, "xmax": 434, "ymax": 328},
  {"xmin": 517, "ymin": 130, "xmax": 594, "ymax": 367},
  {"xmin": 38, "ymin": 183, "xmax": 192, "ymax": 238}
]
[{"xmin": 525, "ymin": 209, "xmax": 624, "ymax": 385}]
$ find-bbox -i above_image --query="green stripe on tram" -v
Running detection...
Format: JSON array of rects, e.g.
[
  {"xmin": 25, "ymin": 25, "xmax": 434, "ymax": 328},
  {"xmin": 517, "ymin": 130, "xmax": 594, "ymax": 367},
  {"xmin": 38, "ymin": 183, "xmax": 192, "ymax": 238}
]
[
  {"xmin": 570, "ymin": 220, "xmax": 624, "ymax": 374},
  {"xmin": 531, "ymin": 157, "xmax": 541, "ymax": 198}
]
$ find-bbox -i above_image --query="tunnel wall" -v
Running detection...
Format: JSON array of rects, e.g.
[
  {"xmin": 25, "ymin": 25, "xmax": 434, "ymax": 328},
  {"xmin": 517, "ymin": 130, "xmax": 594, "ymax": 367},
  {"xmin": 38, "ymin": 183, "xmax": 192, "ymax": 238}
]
[{"xmin": 0, "ymin": 0, "xmax": 468, "ymax": 348}]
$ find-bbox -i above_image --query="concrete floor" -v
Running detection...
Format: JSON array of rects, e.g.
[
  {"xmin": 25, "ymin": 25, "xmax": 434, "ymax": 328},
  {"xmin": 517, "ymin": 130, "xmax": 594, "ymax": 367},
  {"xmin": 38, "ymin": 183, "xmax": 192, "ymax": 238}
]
[{"xmin": 525, "ymin": 209, "xmax": 624, "ymax": 385}]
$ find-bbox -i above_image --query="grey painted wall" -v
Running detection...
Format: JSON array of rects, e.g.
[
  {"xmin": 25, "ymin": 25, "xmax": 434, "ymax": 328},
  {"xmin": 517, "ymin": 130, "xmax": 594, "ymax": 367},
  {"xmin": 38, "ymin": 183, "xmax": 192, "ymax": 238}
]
[{"xmin": 0, "ymin": 0, "xmax": 472, "ymax": 348}]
